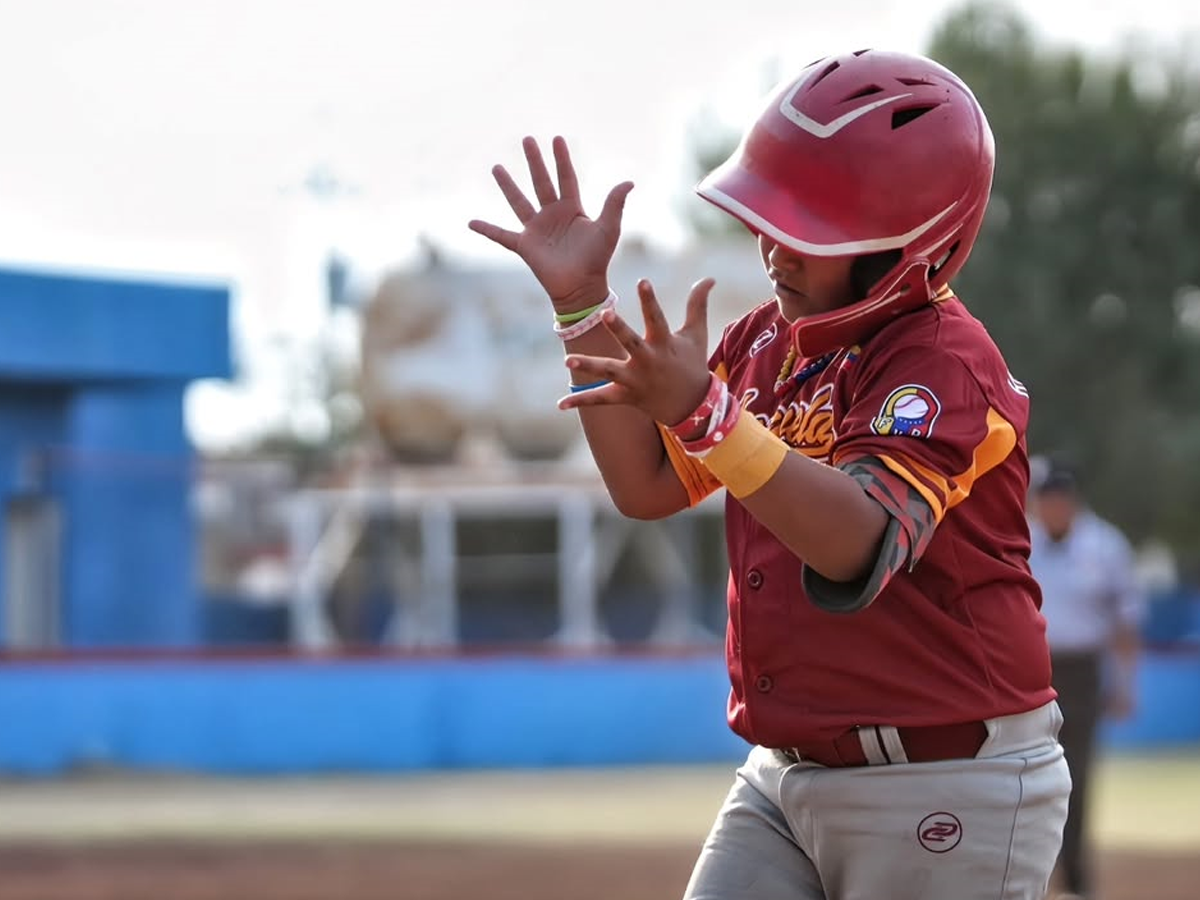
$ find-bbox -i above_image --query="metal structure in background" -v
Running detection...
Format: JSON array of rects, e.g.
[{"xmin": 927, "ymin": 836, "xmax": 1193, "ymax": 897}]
[{"xmin": 286, "ymin": 474, "xmax": 725, "ymax": 650}]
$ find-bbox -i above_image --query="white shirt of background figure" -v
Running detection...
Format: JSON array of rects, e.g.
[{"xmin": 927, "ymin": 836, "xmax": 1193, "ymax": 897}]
[{"xmin": 1028, "ymin": 460, "xmax": 1145, "ymax": 716}]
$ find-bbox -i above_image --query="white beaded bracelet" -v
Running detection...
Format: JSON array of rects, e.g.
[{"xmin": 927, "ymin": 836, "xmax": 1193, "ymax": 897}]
[{"xmin": 553, "ymin": 292, "xmax": 618, "ymax": 341}]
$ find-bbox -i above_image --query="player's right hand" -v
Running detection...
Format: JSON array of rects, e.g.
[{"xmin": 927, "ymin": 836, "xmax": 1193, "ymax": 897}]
[{"xmin": 468, "ymin": 135, "xmax": 634, "ymax": 315}]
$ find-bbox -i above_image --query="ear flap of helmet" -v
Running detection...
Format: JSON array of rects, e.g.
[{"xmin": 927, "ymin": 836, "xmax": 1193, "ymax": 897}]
[{"xmin": 791, "ymin": 260, "xmax": 933, "ymax": 357}]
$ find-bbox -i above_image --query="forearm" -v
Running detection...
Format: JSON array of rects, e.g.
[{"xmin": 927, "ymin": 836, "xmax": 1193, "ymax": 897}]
[
  {"xmin": 563, "ymin": 326, "xmax": 689, "ymax": 519},
  {"xmin": 689, "ymin": 404, "xmax": 887, "ymax": 582},
  {"xmin": 739, "ymin": 451, "xmax": 889, "ymax": 582}
]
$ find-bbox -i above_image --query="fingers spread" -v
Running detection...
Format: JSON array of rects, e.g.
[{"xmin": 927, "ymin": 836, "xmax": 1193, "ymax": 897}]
[
  {"xmin": 523, "ymin": 136, "xmax": 559, "ymax": 207},
  {"xmin": 597, "ymin": 181, "xmax": 635, "ymax": 234},
  {"xmin": 558, "ymin": 384, "xmax": 620, "ymax": 411},
  {"xmin": 636, "ymin": 279, "xmax": 671, "ymax": 343},
  {"xmin": 682, "ymin": 278, "xmax": 716, "ymax": 342},
  {"xmin": 564, "ymin": 353, "xmax": 625, "ymax": 384},
  {"xmin": 492, "ymin": 165, "xmax": 536, "ymax": 223},
  {"xmin": 599, "ymin": 309, "xmax": 649, "ymax": 357},
  {"xmin": 467, "ymin": 219, "xmax": 519, "ymax": 252},
  {"xmin": 552, "ymin": 136, "xmax": 579, "ymax": 203}
]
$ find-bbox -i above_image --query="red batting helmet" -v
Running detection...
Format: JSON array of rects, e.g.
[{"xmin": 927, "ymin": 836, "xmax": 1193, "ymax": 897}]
[{"xmin": 697, "ymin": 49, "xmax": 995, "ymax": 355}]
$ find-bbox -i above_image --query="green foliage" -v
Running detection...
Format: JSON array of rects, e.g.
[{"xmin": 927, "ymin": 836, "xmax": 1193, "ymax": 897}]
[
  {"xmin": 681, "ymin": 111, "xmax": 757, "ymax": 241},
  {"xmin": 929, "ymin": 2, "xmax": 1200, "ymax": 562},
  {"xmin": 683, "ymin": 1, "xmax": 1200, "ymax": 563}
]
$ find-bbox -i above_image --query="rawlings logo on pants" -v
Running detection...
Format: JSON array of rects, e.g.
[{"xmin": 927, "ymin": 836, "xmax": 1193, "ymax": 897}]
[{"xmin": 918, "ymin": 812, "xmax": 964, "ymax": 853}]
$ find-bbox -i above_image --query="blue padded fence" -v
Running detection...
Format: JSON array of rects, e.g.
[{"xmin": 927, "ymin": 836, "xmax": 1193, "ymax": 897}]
[{"xmin": 0, "ymin": 651, "xmax": 1195, "ymax": 775}]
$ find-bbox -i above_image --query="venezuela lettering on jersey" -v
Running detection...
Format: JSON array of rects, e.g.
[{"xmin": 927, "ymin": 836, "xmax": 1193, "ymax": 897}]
[{"xmin": 752, "ymin": 383, "xmax": 837, "ymax": 461}]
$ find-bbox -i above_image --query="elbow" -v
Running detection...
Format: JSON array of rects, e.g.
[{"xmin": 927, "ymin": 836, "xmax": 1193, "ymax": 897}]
[
  {"xmin": 807, "ymin": 551, "xmax": 875, "ymax": 586},
  {"xmin": 611, "ymin": 497, "xmax": 675, "ymax": 521},
  {"xmin": 809, "ymin": 560, "xmax": 867, "ymax": 586},
  {"xmin": 604, "ymin": 463, "xmax": 690, "ymax": 520},
  {"xmin": 608, "ymin": 489, "xmax": 681, "ymax": 521},
  {"xmin": 804, "ymin": 509, "xmax": 891, "ymax": 584}
]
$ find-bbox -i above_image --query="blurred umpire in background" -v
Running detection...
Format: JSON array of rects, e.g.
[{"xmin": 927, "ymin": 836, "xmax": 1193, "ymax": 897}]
[{"xmin": 1028, "ymin": 458, "xmax": 1146, "ymax": 900}]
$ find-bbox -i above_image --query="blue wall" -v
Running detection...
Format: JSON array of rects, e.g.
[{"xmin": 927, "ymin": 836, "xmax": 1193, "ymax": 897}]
[
  {"xmin": 0, "ymin": 652, "xmax": 1194, "ymax": 776},
  {"xmin": 0, "ymin": 384, "xmax": 70, "ymax": 494},
  {"xmin": 57, "ymin": 384, "xmax": 197, "ymax": 646},
  {"xmin": 1102, "ymin": 650, "xmax": 1200, "ymax": 748},
  {"xmin": 0, "ymin": 267, "xmax": 229, "ymax": 381},
  {"xmin": 0, "ymin": 266, "xmax": 230, "ymax": 648},
  {"xmin": 0, "ymin": 654, "xmax": 747, "ymax": 775}
]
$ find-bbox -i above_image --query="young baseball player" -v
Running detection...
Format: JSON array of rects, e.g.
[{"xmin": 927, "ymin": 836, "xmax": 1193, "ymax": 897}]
[{"xmin": 470, "ymin": 49, "xmax": 1070, "ymax": 900}]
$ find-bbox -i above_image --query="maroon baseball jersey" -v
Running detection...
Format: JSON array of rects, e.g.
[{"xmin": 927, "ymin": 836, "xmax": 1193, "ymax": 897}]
[{"xmin": 661, "ymin": 291, "xmax": 1055, "ymax": 748}]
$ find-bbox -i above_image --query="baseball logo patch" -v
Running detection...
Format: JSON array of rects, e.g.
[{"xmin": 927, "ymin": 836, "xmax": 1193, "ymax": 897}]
[
  {"xmin": 870, "ymin": 384, "xmax": 942, "ymax": 438},
  {"xmin": 917, "ymin": 812, "xmax": 963, "ymax": 853}
]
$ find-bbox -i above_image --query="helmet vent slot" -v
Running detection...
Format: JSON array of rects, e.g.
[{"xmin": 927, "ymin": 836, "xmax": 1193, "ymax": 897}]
[
  {"xmin": 842, "ymin": 84, "xmax": 884, "ymax": 101},
  {"xmin": 891, "ymin": 104, "xmax": 938, "ymax": 129},
  {"xmin": 811, "ymin": 60, "xmax": 841, "ymax": 88},
  {"xmin": 852, "ymin": 49, "xmax": 871, "ymax": 57},
  {"xmin": 896, "ymin": 76, "xmax": 935, "ymax": 86}
]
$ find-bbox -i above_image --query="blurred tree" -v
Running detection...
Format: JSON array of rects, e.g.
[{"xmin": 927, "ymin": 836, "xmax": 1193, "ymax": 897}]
[
  {"xmin": 681, "ymin": 108, "xmax": 752, "ymax": 240},
  {"xmin": 928, "ymin": 2, "xmax": 1200, "ymax": 560},
  {"xmin": 680, "ymin": 60, "xmax": 785, "ymax": 243},
  {"xmin": 227, "ymin": 300, "xmax": 366, "ymax": 482},
  {"xmin": 682, "ymin": 2, "xmax": 1200, "ymax": 562}
]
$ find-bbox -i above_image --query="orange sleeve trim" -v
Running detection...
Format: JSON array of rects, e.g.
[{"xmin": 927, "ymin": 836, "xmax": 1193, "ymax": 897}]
[
  {"xmin": 877, "ymin": 453, "xmax": 947, "ymax": 522},
  {"xmin": 656, "ymin": 363, "xmax": 731, "ymax": 508},
  {"xmin": 658, "ymin": 424, "xmax": 722, "ymax": 507},
  {"xmin": 873, "ymin": 407, "xmax": 1017, "ymax": 523}
]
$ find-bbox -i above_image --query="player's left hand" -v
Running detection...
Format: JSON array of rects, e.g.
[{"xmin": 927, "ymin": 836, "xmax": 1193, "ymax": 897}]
[{"xmin": 558, "ymin": 278, "xmax": 715, "ymax": 427}]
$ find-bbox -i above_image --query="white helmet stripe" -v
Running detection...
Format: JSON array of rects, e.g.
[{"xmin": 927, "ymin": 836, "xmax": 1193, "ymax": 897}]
[
  {"xmin": 779, "ymin": 84, "xmax": 914, "ymax": 139},
  {"xmin": 697, "ymin": 184, "xmax": 958, "ymax": 256}
]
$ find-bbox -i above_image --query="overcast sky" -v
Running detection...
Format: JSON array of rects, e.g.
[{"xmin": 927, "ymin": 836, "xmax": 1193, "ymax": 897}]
[{"xmin": 1, "ymin": 0, "xmax": 1197, "ymax": 449}]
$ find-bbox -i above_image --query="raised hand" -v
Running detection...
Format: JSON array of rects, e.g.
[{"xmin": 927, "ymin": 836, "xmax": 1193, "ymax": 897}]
[
  {"xmin": 468, "ymin": 136, "xmax": 634, "ymax": 313},
  {"xmin": 558, "ymin": 278, "xmax": 716, "ymax": 426}
]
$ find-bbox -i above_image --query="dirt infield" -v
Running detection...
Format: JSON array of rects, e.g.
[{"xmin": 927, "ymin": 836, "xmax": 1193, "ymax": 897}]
[
  {"xmin": 1, "ymin": 756, "xmax": 1197, "ymax": 899},
  {"xmin": 0, "ymin": 839, "xmax": 1197, "ymax": 900}
]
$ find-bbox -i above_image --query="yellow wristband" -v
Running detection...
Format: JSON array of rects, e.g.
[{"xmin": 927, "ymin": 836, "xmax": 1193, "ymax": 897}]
[{"xmin": 701, "ymin": 408, "xmax": 790, "ymax": 499}]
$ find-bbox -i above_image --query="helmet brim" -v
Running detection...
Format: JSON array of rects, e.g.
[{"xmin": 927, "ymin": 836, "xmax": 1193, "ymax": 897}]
[{"xmin": 697, "ymin": 160, "xmax": 956, "ymax": 258}]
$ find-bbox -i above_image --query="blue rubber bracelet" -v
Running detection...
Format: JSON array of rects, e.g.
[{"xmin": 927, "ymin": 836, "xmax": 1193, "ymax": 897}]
[{"xmin": 569, "ymin": 379, "xmax": 612, "ymax": 393}]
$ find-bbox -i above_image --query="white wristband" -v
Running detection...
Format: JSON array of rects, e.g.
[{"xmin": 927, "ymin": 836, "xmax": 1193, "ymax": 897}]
[{"xmin": 553, "ymin": 292, "xmax": 618, "ymax": 341}]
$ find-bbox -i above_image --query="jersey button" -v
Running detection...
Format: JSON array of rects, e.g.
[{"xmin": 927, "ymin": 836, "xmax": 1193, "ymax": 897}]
[
  {"xmin": 754, "ymin": 674, "xmax": 773, "ymax": 693},
  {"xmin": 747, "ymin": 569, "xmax": 764, "ymax": 589}
]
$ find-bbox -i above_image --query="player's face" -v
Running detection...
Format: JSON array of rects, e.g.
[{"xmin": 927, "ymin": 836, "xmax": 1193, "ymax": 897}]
[
  {"xmin": 1033, "ymin": 490, "xmax": 1078, "ymax": 541},
  {"xmin": 758, "ymin": 235, "xmax": 856, "ymax": 323}
]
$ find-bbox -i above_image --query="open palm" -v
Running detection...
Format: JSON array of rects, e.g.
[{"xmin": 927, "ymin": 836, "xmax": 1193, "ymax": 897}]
[{"xmin": 469, "ymin": 136, "xmax": 634, "ymax": 311}]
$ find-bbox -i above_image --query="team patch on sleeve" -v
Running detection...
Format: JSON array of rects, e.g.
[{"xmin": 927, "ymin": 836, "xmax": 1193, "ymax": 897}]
[{"xmin": 870, "ymin": 384, "xmax": 942, "ymax": 438}]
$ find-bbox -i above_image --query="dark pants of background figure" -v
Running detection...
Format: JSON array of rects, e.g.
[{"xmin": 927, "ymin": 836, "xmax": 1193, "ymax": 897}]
[{"xmin": 1051, "ymin": 651, "xmax": 1103, "ymax": 898}]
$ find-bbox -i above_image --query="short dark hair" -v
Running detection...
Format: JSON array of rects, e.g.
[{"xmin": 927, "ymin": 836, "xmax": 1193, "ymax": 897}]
[{"xmin": 1035, "ymin": 459, "xmax": 1079, "ymax": 496}]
